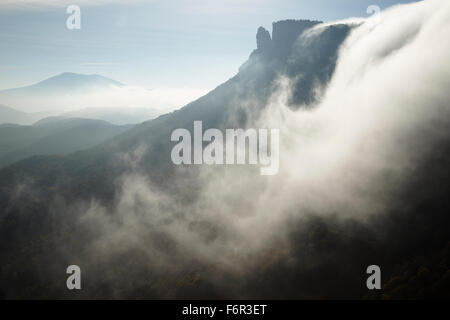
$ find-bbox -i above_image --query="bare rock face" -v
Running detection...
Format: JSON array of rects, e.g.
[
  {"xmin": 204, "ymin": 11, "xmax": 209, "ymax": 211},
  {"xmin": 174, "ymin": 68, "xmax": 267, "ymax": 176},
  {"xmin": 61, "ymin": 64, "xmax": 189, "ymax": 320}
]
[
  {"xmin": 256, "ymin": 26, "xmax": 273, "ymax": 56},
  {"xmin": 252, "ymin": 20, "xmax": 322, "ymax": 62},
  {"xmin": 242, "ymin": 19, "xmax": 352, "ymax": 108},
  {"xmin": 271, "ymin": 20, "xmax": 321, "ymax": 59}
]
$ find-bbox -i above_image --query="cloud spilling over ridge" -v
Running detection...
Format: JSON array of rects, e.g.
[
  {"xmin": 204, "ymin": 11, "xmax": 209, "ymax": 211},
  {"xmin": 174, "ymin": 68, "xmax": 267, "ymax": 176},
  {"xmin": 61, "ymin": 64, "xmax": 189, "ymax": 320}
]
[{"xmin": 55, "ymin": 0, "xmax": 450, "ymax": 297}]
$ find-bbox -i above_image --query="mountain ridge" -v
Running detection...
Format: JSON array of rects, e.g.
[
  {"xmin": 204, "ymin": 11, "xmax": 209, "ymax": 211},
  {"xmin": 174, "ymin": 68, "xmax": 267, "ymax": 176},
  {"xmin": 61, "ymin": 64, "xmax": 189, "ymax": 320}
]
[
  {"xmin": 0, "ymin": 117, "xmax": 133, "ymax": 168},
  {"xmin": 0, "ymin": 72, "xmax": 124, "ymax": 93}
]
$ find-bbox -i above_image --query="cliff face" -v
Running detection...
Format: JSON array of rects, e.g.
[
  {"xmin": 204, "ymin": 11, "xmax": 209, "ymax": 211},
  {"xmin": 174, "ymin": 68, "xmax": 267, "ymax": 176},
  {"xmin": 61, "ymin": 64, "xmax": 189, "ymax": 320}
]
[
  {"xmin": 272, "ymin": 20, "xmax": 321, "ymax": 59},
  {"xmin": 254, "ymin": 20, "xmax": 322, "ymax": 60},
  {"xmin": 256, "ymin": 26, "xmax": 272, "ymax": 56},
  {"xmin": 244, "ymin": 19, "xmax": 352, "ymax": 106}
]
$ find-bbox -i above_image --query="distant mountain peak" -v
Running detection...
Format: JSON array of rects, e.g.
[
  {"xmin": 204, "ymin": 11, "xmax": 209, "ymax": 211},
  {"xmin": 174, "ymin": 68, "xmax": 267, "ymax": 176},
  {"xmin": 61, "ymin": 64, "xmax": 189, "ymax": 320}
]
[
  {"xmin": 35, "ymin": 72, "xmax": 124, "ymax": 88},
  {"xmin": 0, "ymin": 72, "xmax": 125, "ymax": 110}
]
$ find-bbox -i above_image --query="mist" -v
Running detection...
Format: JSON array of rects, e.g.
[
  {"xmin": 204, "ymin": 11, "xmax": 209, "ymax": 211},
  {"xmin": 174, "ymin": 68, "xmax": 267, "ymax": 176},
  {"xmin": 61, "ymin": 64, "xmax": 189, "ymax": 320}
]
[{"xmin": 0, "ymin": 85, "xmax": 208, "ymax": 114}]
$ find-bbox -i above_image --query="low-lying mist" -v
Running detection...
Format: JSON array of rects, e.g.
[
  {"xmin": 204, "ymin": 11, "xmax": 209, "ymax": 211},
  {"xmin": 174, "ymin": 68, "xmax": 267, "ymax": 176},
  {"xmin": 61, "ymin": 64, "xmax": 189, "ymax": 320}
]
[{"xmin": 1, "ymin": 85, "xmax": 208, "ymax": 115}]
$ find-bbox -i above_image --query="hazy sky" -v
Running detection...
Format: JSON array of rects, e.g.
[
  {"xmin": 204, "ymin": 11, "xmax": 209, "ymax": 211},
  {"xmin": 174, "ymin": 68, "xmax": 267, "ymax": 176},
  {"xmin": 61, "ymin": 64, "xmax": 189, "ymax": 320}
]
[{"xmin": 0, "ymin": 0, "xmax": 418, "ymax": 91}]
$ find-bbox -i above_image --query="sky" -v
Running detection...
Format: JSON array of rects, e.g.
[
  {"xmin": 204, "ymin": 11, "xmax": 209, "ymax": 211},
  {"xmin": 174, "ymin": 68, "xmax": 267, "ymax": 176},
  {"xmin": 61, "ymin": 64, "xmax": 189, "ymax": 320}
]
[{"xmin": 0, "ymin": 0, "xmax": 419, "ymax": 92}]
